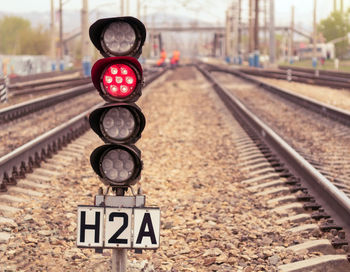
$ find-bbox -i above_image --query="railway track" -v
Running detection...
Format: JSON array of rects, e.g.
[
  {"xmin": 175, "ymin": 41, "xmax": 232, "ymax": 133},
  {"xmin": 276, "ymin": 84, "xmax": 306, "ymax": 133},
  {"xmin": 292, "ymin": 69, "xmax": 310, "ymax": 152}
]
[
  {"xmin": 207, "ymin": 63, "xmax": 350, "ymax": 126},
  {"xmin": 0, "ymin": 67, "xmax": 160, "ymax": 124},
  {"xmin": 1, "ymin": 64, "xmax": 350, "ymax": 270},
  {"xmin": 9, "ymin": 77, "xmax": 92, "ymax": 96},
  {"xmin": 197, "ymin": 63, "xmax": 350, "ymax": 270},
  {"xmin": 0, "ymin": 67, "xmax": 167, "ymax": 191},
  {"xmin": 238, "ymin": 65, "xmax": 350, "ymax": 90}
]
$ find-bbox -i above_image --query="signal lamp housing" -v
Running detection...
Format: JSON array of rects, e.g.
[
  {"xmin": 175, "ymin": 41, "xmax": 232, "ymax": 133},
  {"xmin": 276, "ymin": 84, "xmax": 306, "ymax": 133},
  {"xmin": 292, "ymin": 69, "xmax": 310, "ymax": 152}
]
[
  {"xmin": 90, "ymin": 144, "xmax": 142, "ymax": 186},
  {"xmin": 89, "ymin": 103, "xmax": 145, "ymax": 145},
  {"xmin": 91, "ymin": 57, "xmax": 143, "ymax": 103},
  {"xmin": 89, "ymin": 16, "xmax": 146, "ymax": 58}
]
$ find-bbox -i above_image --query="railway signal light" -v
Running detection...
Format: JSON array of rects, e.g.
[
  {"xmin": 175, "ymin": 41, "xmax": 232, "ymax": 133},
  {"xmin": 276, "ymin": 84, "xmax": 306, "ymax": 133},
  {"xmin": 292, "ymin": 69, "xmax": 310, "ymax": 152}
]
[
  {"xmin": 91, "ymin": 57, "xmax": 143, "ymax": 102},
  {"xmin": 77, "ymin": 17, "xmax": 160, "ymax": 262},
  {"xmin": 89, "ymin": 17, "xmax": 146, "ymax": 59},
  {"xmin": 89, "ymin": 17, "xmax": 146, "ymax": 188},
  {"xmin": 89, "ymin": 104, "xmax": 145, "ymax": 144},
  {"xmin": 90, "ymin": 144, "xmax": 142, "ymax": 187}
]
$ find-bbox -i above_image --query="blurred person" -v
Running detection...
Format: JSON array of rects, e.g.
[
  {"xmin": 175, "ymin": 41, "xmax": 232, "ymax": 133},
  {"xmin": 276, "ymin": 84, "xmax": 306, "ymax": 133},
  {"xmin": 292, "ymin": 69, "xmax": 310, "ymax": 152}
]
[
  {"xmin": 170, "ymin": 50, "xmax": 180, "ymax": 68},
  {"xmin": 157, "ymin": 49, "xmax": 167, "ymax": 67},
  {"xmin": 160, "ymin": 49, "xmax": 167, "ymax": 60}
]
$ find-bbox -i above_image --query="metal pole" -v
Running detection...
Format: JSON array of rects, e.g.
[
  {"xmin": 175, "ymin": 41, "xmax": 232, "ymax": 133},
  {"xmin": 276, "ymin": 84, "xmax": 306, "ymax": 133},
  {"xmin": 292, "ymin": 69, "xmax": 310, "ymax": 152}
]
[
  {"xmin": 225, "ymin": 9, "xmax": 231, "ymax": 57},
  {"xmin": 111, "ymin": 188, "xmax": 127, "ymax": 272},
  {"xmin": 81, "ymin": 0, "xmax": 89, "ymax": 76},
  {"xmin": 59, "ymin": 0, "xmax": 63, "ymax": 62},
  {"xmin": 233, "ymin": 3, "xmax": 239, "ymax": 58},
  {"xmin": 288, "ymin": 6, "xmax": 294, "ymax": 63},
  {"xmin": 249, "ymin": 0, "xmax": 254, "ymax": 53},
  {"xmin": 238, "ymin": 0, "xmax": 242, "ymax": 54},
  {"xmin": 81, "ymin": 0, "xmax": 89, "ymax": 58},
  {"xmin": 312, "ymin": 0, "xmax": 317, "ymax": 59},
  {"xmin": 269, "ymin": 0, "xmax": 276, "ymax": 64},
  {"xmin": 264, "ymin": 0, "xmax": 267, "ymax": 53},
  {"xmin": 254, "ymin": 0, "xmax": 259, "ymax": 50},
  {"xmin": 50, "ymin": 0, "xmax": 56, "ymax": 61}
]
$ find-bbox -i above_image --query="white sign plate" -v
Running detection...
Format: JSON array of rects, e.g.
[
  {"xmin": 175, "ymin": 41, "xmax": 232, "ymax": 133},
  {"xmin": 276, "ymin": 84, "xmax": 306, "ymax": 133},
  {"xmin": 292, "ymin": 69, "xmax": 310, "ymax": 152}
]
[
  {"xmin": 77, "ymin": 206, "xmax": 104, "ymax": 247},
  {"xmin": 133, "ymin": 208, "xmax": 160, "ymax": 249},
  {"xmin": 77, "ymin": 206, "xmax": 160, "ymax": 249},
  {"xmin": 105, "ymin": 208, "xmax": 132, "ymax": 248}
]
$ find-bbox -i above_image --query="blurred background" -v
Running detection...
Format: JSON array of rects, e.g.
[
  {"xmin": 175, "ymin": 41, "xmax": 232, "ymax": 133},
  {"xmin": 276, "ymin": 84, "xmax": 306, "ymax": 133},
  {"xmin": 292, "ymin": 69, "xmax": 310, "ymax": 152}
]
[{"xmin": 0, "ymin": 0, "xmax": 349, "ymax": 76}]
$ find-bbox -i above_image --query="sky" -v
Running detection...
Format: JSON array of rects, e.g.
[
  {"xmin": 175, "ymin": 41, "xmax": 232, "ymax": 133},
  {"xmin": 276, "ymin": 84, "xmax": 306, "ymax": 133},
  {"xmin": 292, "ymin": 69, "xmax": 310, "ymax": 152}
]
[{"xmin": 0, "ymin": 0, "xmax": 346, "ymax": 29}]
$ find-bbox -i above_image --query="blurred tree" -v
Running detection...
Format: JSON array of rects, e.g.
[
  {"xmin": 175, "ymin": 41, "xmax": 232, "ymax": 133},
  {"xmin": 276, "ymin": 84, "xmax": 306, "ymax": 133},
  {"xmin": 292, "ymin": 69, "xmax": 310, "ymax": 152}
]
[
  {"xmin": 0, "ymin": 16, "xmax": 50, "ymax": 55},
  {"xmin": 318, "ymin": 11, "xmax": 350, "ymax": 58}
]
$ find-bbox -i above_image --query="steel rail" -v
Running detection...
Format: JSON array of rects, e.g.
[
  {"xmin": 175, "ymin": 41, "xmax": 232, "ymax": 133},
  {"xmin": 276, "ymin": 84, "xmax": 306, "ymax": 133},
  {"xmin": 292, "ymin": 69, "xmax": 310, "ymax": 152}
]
[
  {"xmin": 10, "ymin": 77, "xmax": 92, "ymax": 95},
  {"xmin": 9, "ymin": 69, "xmax": 79, "ymax": 84},
  {"xmin": 0, "ymin": 83, "xmax": 94, "ymax": 124},
  {"xmin": 206, "ymin": 64, "xmax": 350, "ymax": 127},
  {"xmin": 0, "ymin": 67, "xmax": 167, "ymax": 191},
  {"xmin": 196, "ymin": 63, "xmax": 350, "ymax": 241},
  {"xmin": 279, "ymin": 65, "xmax": 350, "ymax": 78},
  {"xmin": 238, "ymin": 67, "xmax": 350, "ymax": 89},
  {"xmin": 0, "ymin": 65, "xmax": 167, "ymax": 124}
]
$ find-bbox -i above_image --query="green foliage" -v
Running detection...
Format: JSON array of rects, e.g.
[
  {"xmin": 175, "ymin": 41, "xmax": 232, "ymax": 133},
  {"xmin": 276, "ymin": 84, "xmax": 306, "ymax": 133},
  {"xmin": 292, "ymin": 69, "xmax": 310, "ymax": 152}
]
[
  {"xmin": 318, "ymin": 11, "xmax": 350, "ymax": 58},
  {"xmin": 0, "ymin": 16, "xmax": 50, "ymax": 55}
]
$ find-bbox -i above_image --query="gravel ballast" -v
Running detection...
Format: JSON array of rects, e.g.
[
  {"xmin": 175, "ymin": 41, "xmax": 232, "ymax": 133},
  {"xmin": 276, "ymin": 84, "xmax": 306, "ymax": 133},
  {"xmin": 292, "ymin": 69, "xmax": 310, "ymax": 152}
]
[{"xmin": 0, "ymin": 67, "xmax": 345, "ymax": 271}]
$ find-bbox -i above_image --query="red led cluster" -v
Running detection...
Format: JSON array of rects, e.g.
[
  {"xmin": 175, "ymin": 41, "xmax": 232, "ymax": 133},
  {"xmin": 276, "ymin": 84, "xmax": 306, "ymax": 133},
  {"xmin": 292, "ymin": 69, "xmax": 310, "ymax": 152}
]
[{"xmin": 102, "ymin": 63, "xmax": 137, "ymax": 98}]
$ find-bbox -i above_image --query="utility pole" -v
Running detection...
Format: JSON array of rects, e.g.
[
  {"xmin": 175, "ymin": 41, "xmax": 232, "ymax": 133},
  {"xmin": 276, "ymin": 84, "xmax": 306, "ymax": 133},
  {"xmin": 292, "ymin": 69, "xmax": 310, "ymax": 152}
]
[
  {"xmin": 81, "ymin": 0, "xmax": 90, "ymax": 76},
  {"xmin": 59, "ymin": 0, "xmax": 63, "ymax": 71},
  {"xmin": 288, "ymin": 6, "xmax": 294, "ymax": 63},
  {"xmin": 264, "ymin": 0, "xmax": 267, "ymax": 53},
  {"xmin": 233, "ymin": 2, "xmax": 239, "ymax": 58},
  {"xmin": 249, "ymin": 0, "xmax": 254, "ymax": 53},
  {"xmin": 254, "ymin": 0, "xmax": 259, "ymax": 51},
  {"xmin": 50, "ymin": 0, "xmax": 56, "ymax": 70},
  {"xmin": 225, "ymin": 9, "xmax": 231, "ymax": 57},
  {"xmin": 269, "ymin": 0, "xmax": 276, "ymax": 64},
  {"xmin": 238, "ymin": 0, "xmax": 242, "ymax": 55},
  {"xmin": 312, "ymin": 0, "xmax": 317, "ymax": 63}
]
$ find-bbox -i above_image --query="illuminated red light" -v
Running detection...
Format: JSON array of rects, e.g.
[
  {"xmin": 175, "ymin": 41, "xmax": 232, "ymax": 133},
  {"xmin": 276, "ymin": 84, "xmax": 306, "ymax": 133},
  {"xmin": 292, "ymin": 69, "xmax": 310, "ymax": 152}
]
[{"xmin": 102, "ymin": 63, "xmax": 137, "ymax": 98}]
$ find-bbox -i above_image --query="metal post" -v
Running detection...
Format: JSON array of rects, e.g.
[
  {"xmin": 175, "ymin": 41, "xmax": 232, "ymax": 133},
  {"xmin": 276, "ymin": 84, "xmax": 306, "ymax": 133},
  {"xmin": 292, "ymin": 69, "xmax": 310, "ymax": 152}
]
[
  {"xmin": 249, "ymin": 0, "xmax": 254, "ymax": 53},
  {"xmin": 225, "ymin": 9, "xmax": 231, "ymax": 57},
  {"xmin": 59, "ymin": 0, "xmax": 63, "ymax": 65},
  {"xmin": 238, "ymin": 0, "xmax": 242, "ymax": 55},
  {"xmin": 264, "ymin": 0, "xmax": 267, "ymax": 53},
  {"xmin": 269, "ymin": 0, "xmax": 276, "ymax": 64},
  {"xmin": 254, "ymin": 0, "xmax": 259, "ymax": 50},
  {"xmin": 112, "ymin": 249, "xmax": 127, "ymax": 272},
  {"xmin": 233, "ymin": 3, "xmax": 239, "ymax": 58},
  {"xmin": 288, "ymin": 6, "xmax": 294, "ymax": 63},
  {"xmin": 111, "ymin": 188, "xmax": 127, "ymax": 272},
  {"xmin": 312, "ymin": 0, "xmax": 317, "ymax": 61},
  {"xmin": 81, "ymin": 0, "xmax": 90, "ymax": 77},
  {"xmin": 50, "ymin": 0, "xmax": 56, "ymax": 71},
  {"xmin": 81, "ymin": 0, "xmax": 89, "ymax": 57}
]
